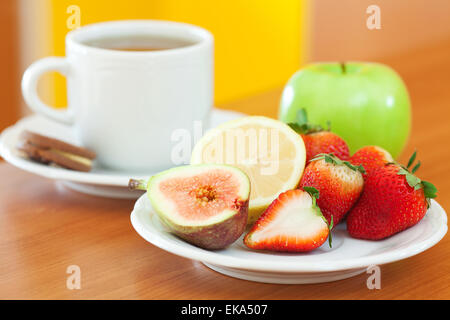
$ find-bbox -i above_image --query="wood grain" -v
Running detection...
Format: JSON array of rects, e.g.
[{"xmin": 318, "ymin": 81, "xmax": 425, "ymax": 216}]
[{"xmin": 0, "ymin": 41, "xmax": 449, "ymax": 300}]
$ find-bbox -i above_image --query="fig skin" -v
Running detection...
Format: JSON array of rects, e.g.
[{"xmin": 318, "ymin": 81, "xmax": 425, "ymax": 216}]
[
  {"xmin": 145, "ymin": 164, "xmax": 251, "ymax": 250},
  {"xmin": 163, "ymin": 198, "xmax": 249, "ymax": 250}
]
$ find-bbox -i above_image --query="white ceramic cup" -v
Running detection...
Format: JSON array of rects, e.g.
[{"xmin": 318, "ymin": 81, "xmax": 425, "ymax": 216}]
[{"xmin": 22, "ymin": 20, "xmax": 213, "ymax": 173}]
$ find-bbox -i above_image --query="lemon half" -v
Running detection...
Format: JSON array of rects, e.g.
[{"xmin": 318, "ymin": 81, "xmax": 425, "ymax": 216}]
[{"xmin": 191, "ymin": 116, "xmax": 306, "ymax": 224}]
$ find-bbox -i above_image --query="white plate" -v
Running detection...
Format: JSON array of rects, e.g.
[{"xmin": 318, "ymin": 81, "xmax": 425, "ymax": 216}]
[
  {"xmin": 0, "ymin": 108, "xmax": 245, "ymax": 198},
  {"xmin": 131, "ymin": 194, "xmax": 448, "ymax": 284}
]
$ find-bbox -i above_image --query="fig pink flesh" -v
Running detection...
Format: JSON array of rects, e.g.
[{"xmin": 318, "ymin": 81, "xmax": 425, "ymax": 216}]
[{"xmin": 158, "ymin": 169, "xmax": 242, "ymax": 221}]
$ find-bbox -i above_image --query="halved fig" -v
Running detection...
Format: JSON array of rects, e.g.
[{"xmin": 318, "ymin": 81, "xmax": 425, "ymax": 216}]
[{"xmin": 131, "ymin": 164, "xmax": 251, "ymax": 250}]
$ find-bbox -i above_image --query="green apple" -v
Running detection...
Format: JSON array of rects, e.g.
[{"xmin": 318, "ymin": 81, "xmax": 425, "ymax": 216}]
[{"xmin": 279, "ymin": 62, "xmax": 411, "ymax": 158}]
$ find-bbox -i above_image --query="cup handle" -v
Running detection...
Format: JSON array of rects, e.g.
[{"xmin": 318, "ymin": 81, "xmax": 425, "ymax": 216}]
[{"xmin": 21, "ymin": 57, "xmax": 74, "ymax": 125}]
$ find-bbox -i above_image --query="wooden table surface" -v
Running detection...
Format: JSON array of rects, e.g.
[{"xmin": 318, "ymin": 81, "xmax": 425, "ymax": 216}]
[{"xmin": 1, "ymin": 40, "xmax": 450, "ymax": 300}]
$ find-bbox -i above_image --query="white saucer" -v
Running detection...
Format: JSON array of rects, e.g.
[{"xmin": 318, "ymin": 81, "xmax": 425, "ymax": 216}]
[
  {"xmin": 130, "ymin": 194, "xmax": 448, "ymax": 284},
  {"xmin": 0, "ymin": 108, "xmax": 245, "ymax": 198}
]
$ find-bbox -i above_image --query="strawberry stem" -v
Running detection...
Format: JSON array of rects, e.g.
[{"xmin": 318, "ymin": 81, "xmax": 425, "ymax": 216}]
[
  {"xmin": 340, "ymin": 62, "xmax": 346, "ymax": 74},
  {"xmin": 287, "ymin": 109, "xmax": 325, "ymax": 135},
  {"xmin": 296, "ymin": 109, "xmax": 308, "ymax": 126}
]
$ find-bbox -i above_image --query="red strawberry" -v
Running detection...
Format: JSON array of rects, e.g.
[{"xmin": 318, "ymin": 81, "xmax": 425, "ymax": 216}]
[
  {"xmin": 302, "ymin": 132, "xmax": 350, "ymax": 163},
  {"xmin": 298, "ymin": 153, "xmax": 365, "ymax": 226},
  {"xmin": 244, "ymin": 188, "xmax": 332, "ymax": 252},
  {"xmin": 347, "ymin": 152, "xmax": 437, "ymax": 240},
  {"xmin": 350, "ymin": 145, "xmax": 393, "ymax": 178},
  {"xmin": 288, "ymin": 109, "xmax": 350, "ymax": 162}
]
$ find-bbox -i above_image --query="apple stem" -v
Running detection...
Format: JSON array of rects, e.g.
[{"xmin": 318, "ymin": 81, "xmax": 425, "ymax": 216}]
[
  {"xmin": 129, "ymin": 179, "xmax": 147, "ymax": 191},
  {"xmin": 340, "ymin": 62, "xmax": 346, "ymax": 74}
]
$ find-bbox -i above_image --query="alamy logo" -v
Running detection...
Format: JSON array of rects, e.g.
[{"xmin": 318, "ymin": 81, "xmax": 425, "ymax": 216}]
[
  {"xmin": 366, "ymin": 5, "xmax": 381, "ymax": 30},
  {"xmin": 67, "ymin": 5, "xmax": 81, "ymax": 30},
  {"xmin": 66, "ymin": 265, "xmax": 81, "ymax": 290},
  {"xmin": 366, "ymin": 265, "xmax": 381, "ymax": 289},
  {"xmin": 171, "ymin": 122, "xmax": 281, "ymax": 176}
]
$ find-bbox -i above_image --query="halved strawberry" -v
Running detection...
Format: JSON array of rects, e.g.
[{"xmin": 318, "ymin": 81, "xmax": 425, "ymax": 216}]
[
  {"xmin": 350, "ymin": 145, "xmax": 393, "ymax": 178},
  {"xmin": 347, "ymin": 151, "xmax": 437, "ymax": 240},
  {"xmin": 243, "ymin": 188, "xmax": 332, "ymax": 252},
  {"xmin": 298, "ymin": 153, "xmax": 365, "ymax": 226},
  {"xmin": 288, "ymin": 109, "xmax": 350, "ymax": 162}
]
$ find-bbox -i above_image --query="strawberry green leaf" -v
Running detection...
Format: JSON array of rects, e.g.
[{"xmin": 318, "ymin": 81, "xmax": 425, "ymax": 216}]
[
  {"xmin": 357, "ymin": 165, "xmax": 366, "ymax": 174},
  {"xmin": 305, "ymin": 187, "xmax": 334, "ymax": 249},
  {"xmin": 395, "ymin": 150, "xmax": 436, "ymax": 208},
  {"xmin": 311, "ymin": 153, "xmax": 366, "ymax": 174},
  {"xmin": 287, "ymin": 123, "xmax": 304, "ymax": 133},
  {"xmin": 407, "ymin": 150, "xmax": 417, "ymax": 169},
  {"xmin": 313, "ymin": 205, "xmax": 332, "ymax": 248},
  {"xmin": 324, "ymin": 154, "xmax": 335, "ymax": 164},
  {"xmin": 398, "ymin": 167, "xmax": 424, "ymax": 190},
  {"xmin": 342, "ymin": 162, "xmax": 353, "ymax": 170},
  {"xmin": 343, "ymin": 161, "xmax": 366, "ymax": 174},
  {"xmin": 397, "ymin": 165, "xmax": 437, "ymax": 204},
  {"xmin": 311, "ymin": 153, "xmax": 338, "ymax": 164},
  {"xmin": 328, "ymin": 215, "xmax": 334, "ymax": 248},
  {"xmin": 422, "ymin": 180, "xmax": 437, "ymax": 199},
  {"xmin": 405, "ymin": 173, "xmax": 421, "ymax": 189},
  {"xmin": 303, "ymin": 186, "xmax": 320, "ymax": 200},
  {"xmin": 287, "ymin": 109, "xmax": 324, "ymax": 135},
  {"xmin": 296, "ymin": 109, "xmax": 308, "ymax": 126},
  {"xmin": 411, "ymin": 161, "xmax": 421, "ymax": 174},
  {"xmin": 310, "ymin": 153, "xmax": 327, "ymax": 163}
]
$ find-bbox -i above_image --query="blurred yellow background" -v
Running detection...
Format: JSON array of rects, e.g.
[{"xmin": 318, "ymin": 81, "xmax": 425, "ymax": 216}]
[{"xmin": 40, "ymin": 0, "xmax": 308, "ymax": 107}]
